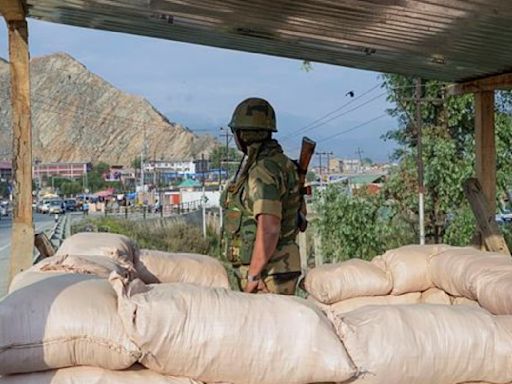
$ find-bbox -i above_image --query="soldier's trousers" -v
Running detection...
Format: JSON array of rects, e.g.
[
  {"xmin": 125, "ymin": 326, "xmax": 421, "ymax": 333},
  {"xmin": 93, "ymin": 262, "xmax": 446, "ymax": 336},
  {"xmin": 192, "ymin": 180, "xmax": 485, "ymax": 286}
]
[{"xmin": 236, "ymin": 265, "xmax": 301, "ymax": 295}]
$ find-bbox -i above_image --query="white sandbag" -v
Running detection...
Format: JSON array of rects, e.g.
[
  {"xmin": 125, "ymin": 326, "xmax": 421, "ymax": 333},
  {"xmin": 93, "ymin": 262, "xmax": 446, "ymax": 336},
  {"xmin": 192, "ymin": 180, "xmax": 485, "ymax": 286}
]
[
  {"xmin": 34, "ymin": 253, "xmax": 136, "ymax": 279},
  {"xmin": 111, "ymin": 275, "xmax": 356, "ymax": 384},
  {"xmin": 473, "ymin": 267, "xmax": 512, "ymax": 315},
  {"xmin": 56, "ymin": 232, "xmax": 138, "ymax": 264},
  {"xmin": 328, "ymin": 292, "xmax": 421, "ymax": 315},
  {"xmin": 381, "ymin": 244, "xmax": 449, "ymax": 295},
  {"xmin": 305, "ymin": 258, "xmax": 392, "ymax": 304},
  {"xmin": 0, "ymin": 273, "xmax": 140, "ymax": 374},
  {"xmin": 452, "ymin": 296, "xmax": 481, "ymax": 308},
  {"xmin": 135, "ymin": 249, "xmax": 229, "ymax": 288},
  {"xmin": 429, "ymin": 247, "xmax": 511, "ymax": 299},
  {"xmin": 0, "ymin": 365, "xmax": 203, "ymax": 384},
  {"xmin": 420, "ymin": 287, "xmax": 452, "ymax": 305},
  {"xmin": 330, "ymin": 305, "xmax": 512, "ymax": 384}
]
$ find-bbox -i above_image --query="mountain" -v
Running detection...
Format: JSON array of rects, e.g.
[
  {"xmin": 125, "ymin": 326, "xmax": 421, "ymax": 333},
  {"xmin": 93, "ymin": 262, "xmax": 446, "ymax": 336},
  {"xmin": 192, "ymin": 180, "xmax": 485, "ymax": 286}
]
[{"xmin": 0, "ymin": 53, "xmax": 216, "ymax": 165}]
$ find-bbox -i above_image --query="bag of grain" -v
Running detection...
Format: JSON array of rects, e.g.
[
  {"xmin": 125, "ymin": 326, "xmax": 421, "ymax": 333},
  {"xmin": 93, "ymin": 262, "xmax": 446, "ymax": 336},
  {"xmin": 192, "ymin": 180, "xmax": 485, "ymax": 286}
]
[
  {"xmin": 110, "ymin": 275, "xmax": 356, "ymax": 384},
  {"xmin": 429, "ymin": 247, "xmax": 511, "ymax": 299},
  {"xmin": 135, "ymin": 249, "xmax": 229, "ymax": 288},
  {"xmin": 0, "ymin": 273, "xmax": 140, "ymax": 374},
  {"xmin": 380, "ymin": 244, "xmax": 449, "ymax": 295},
  {"xmin": 0, "ymin": 365, "xmax": 203, "ymax": 383},
  {"xmin": 305, "ymin": 258, "xmax": 392, "ymax": 304},
  {"xmin": 473, "ymin": 266, "xmax": 512, "ymax": 315},
  {"xmin": 56, "ymin": 232, "xmax": 138, "ymax": 264},
  {"xmin": 420, "ymin": 287, "xmax": 452, "ymax": 305},
  {"xmin": 329, "ymin": 304, "xmax": 512, "ymax": 384}
]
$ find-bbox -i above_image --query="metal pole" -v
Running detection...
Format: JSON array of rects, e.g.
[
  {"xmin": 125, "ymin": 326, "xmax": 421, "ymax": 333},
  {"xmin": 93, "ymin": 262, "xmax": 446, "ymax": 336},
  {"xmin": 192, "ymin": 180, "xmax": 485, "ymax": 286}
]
[
  {"xmin": 416, "ymin": 77, "xmax": 425, "ymax": 245},
  {"xmin": 318, "ymin": 153, "xmax": 323, "ymax": 188},
  {"xmin": 201, "ymin": 154, "xmax": 207, "ymax": 238},
  {"xmin": 8, "ymin": 18, "xmax": 34, "ymax": 281}
]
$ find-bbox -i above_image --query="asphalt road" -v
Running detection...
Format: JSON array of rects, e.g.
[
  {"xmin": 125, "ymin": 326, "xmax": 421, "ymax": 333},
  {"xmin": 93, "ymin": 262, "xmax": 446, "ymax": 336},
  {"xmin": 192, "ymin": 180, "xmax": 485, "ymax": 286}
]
[{"xmin": 0, "ymin": 212, "xmax": 56, "ymax": 297}]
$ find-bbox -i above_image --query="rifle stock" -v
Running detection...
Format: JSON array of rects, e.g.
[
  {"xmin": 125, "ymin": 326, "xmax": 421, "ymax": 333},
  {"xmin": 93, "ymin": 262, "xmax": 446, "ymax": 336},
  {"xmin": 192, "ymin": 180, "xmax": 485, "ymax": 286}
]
[{"xmin": 297, "ymin": 137, "xmax": 316, "ymax": 232}]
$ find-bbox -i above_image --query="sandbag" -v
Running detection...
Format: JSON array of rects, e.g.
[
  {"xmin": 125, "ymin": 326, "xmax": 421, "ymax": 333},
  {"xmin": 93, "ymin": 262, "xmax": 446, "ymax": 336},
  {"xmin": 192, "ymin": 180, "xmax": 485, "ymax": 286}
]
[
  {"xmin": 56, "ymin": 232, "xmax": 138, "ymax": 264},
  {"xmin": 135, "ymin": 249, "xmax": 229, "ymax": 288},
  {"xmin": 0, "ymin": 365, "xmax": 203, "ymax": 383},
  {"xmin": 305, "ymin": 258, "xmax": 392, "ymax": 304},
  {"xmin": 330, "ymin": 304, "xmax": 512, "ymax": 384},
  {"xmin": 429, "ymin": 247, "xmax": 511, "ymax": 299},
  {"xmin": 420, "ymin": 287, "xmax": 452, "ymax": 305},
  {"xmin": 452, "ymin": 296, "xmax": 481, "ymax": 308},
  {"xmin": 328, "ymin": 292, "xmax": 421, "ymax": 315},
  {"xmin": 381, "ymin": 244, "xmax": 448, "ymax": 295},
  {"xmin": 0, "ymin": 273, "xmax": 140, "ymax": 374},
  {"xmin": 474, "ymin": 267, "xmax": 512, "ymax": 315},
  {"xmin": 111, "ymin": 275, "xmax": 356, "ymax": 384}
]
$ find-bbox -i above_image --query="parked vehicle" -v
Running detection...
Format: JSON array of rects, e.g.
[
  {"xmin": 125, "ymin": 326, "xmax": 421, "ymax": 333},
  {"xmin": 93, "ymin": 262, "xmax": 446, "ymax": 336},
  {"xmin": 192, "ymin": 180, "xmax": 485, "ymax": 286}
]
[
  {"xmin": 48, "ymin": 199, "xmax": 64, "ymax": 214},
  {"xmin": 64, "ymin": 198, "xmax": 77, "ymax": 211},
  {"xmin": 38, "ymin": 200, "xmax": 51, "ymax": 214},
  {"xmin": 0, "ymin": 205, "xmax": 7, "ymax": 217}
]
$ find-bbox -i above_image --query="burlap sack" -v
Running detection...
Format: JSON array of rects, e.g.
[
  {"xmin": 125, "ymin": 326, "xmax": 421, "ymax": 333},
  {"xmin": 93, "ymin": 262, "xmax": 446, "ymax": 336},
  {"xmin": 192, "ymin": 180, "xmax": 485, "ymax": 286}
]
[
  {"xmin": 328, "ymin": 292, "xmax": 421, "ymax": 314},
  {"xmin": 429, "ymin": 247, "xmax": 511, "ymax": 299},
  {"xmin": 381, "ymin": 244, "xmax": 448, "ymax": 295},
  {"xmin": 330, "ymin": 305, "xmax": 512, "ymax": 384},
  {"xmin": 473, "ymin": 267, "xmax": 512, "ymax": 315},
  {"xmin": 452, "ymin": 296, "xmax": 481, "ymax": 308},
  {"xmin": 420, "ymin": 287, "xmax": 452, "ymax": 305},
  {"xmin": 135, "ymin": 249, "xmax": 229, "ymax": 288},
  {"xmin": 305, "ymin": 258, "xmax": 392, "ymax": 304},
  {"xmin": 110, "ymin": 275, "xmax": 356, "ymax": 384},
  {"xmin": 0, "ymin": 273, "xmax": 140, "ymax": 374},
  {"xmin": 55, "ymin": 232, "xmax": 138, "ymax": 264},
  {"xmin": 0, "ymin": 365, "xmax": 203, "ymax": 383}
]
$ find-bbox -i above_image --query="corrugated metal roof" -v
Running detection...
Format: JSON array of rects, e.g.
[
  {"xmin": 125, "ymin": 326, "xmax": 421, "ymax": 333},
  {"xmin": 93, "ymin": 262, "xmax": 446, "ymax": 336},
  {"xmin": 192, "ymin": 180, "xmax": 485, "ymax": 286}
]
[{"xmin": 24, "ymin": 0, "xmax": 512, "ymax": 82}]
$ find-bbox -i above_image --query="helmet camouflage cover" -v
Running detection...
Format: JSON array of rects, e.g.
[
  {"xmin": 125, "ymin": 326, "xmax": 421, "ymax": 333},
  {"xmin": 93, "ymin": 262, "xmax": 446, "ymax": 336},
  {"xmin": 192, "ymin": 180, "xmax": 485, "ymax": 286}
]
[{"xmin": 229, "ymin": 98, "xmax": 277, "ymax": 132}]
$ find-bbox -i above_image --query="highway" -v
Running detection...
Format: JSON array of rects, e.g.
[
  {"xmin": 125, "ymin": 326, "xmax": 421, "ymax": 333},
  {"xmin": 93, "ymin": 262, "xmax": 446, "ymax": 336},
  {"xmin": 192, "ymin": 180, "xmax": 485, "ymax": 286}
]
[{"xmin": 0, "ymin": 212, "xmax": 55, "ymax": 297}]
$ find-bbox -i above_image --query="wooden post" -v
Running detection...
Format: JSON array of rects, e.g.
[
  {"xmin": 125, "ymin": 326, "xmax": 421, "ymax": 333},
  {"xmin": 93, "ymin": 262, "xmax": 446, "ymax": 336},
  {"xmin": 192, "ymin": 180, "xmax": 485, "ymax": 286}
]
[
  {"xmin": 7, "ymin": 18, "xmax": 34, "ymax": 281},
  {"xmin": 474, "ymin": 91, "xmax": 496, "ymax": 214}
]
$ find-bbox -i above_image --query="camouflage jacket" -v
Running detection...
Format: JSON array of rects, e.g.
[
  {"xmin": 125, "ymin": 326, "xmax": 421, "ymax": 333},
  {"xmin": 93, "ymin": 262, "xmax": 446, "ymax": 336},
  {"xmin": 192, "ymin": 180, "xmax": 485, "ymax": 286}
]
[{"xmin": 221, "ymin": 140, "xmax": 301, "ymax": 275}]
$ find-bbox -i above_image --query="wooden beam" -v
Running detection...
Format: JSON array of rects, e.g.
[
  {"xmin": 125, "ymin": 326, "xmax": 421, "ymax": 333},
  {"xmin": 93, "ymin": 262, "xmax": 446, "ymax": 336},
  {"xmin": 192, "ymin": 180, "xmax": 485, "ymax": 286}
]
[
  {"xmin": 0, "ymin": 0, "xmax": 26, "ymax": 21},
  {"xmin": 475, "ymin": 91, "xmax": 496, "ymax": 216},
  {"xmin": 464, "ymin": 178, "xmax": 509, "ymax": 255},
  {"xmin": 447, "ymin": 72, "xmax": 512, "ymax": 96},
  {"xmin": 8, "ymin": 18, "xmax": 34, "ymax": 282}
]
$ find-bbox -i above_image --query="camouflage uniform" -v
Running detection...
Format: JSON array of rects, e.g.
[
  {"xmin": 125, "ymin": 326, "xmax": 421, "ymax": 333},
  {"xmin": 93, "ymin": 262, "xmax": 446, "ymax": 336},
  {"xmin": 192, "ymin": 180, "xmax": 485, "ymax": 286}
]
[{"xmin": 221, "ymin": 139, "xmax": 302, "ymax": 295}]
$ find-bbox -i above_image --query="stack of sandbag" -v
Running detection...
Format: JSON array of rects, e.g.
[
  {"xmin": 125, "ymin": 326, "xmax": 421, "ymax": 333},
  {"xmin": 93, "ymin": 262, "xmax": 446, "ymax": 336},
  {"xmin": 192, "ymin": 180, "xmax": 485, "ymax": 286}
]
[
  {"xmin": 134, "ymin": 249, "xmax": 229, "ymax": 288},
  {"xmin": 110, "ymin": 273, "xmax": 356, "ymax": 384},
  {"xmin": 328, "ymin": 305, "xmax": 512, "ymax": 384},
  {"xmin": 429, "ymin": 246, "xmax": 512, "ymax": 315},
  {"xmin": 0, "ymin": 365, "xmax": 203, "ymax": 384}
]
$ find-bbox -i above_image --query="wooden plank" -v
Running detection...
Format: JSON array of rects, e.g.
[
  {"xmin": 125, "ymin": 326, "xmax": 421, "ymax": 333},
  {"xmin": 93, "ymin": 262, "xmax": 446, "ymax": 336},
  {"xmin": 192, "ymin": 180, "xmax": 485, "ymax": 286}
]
[
  {"xmin": 475, "ymin": 91, "xmax": 496, "ymax": 216},
  {"xmin": 34, "ymin": 232, "xmax": 56, "ymax": 261},
  {"xmin": 8, "ymin": 19, "xmax": 34, "ymax": 282},
  {"xmin": 447, "ymin": 72, "xmax": 512, "ymax": 96},
  {"xmin": 0, "ymin": 0, "xmax": 26, "ymax": 21},
  {"xmin": 464, "ymin": 178, "xmax": 509, "ymax": 255}
]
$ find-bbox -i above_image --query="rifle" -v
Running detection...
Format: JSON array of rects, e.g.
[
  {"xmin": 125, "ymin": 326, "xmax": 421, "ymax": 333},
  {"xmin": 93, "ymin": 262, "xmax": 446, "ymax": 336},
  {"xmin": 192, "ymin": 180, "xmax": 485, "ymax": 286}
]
[{"xmin": 297, "ymin": 137, "xmax": 316, "ymax": 232}]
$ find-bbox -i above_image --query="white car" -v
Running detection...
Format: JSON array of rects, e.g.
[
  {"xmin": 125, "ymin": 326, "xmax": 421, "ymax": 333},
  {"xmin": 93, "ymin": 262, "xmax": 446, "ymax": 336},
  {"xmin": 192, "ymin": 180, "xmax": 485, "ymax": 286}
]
[{"xmin": 48, "ymin": 200, "xmax": 64, "ymax": 214}]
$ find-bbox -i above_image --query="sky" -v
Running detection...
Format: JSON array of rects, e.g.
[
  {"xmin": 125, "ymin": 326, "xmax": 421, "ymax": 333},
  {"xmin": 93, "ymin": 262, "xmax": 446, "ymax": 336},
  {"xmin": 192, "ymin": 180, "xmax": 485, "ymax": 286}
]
[{"xmin": 0, "ymin": 19, "xmax": 399, "ymax": 163}]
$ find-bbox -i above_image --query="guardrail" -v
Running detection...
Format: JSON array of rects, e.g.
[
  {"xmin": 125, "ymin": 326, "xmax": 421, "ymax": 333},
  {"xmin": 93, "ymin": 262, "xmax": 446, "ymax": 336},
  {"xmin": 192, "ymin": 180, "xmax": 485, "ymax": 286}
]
[{"xmin": 92, "ymin": 201, "xmax": 203, "ymax": 220}]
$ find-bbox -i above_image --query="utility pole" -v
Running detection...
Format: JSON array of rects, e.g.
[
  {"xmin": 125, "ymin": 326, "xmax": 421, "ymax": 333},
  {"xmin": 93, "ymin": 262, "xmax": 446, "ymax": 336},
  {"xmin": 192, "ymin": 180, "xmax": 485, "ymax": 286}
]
[
  {"xmin": 140, "ymin": 129, "xmax": 147, "ymax": 193},
  {"xmin": 317, "ymin": 151, "xmax": 333, "ymax": 186},
  {"xmin": 201, "ymin": 153, "xmax": 207, "ymax": 238},
  {"xmin": 355, "ymin": 147, "xmax": 364, "ymax": 173},
  {"xmin": 416, "ymin": 77, "xmax": 425, "ymax": 245},
  {"xmin": 219, "ymin": 127, "xmax": 232, "ymax": 182}
]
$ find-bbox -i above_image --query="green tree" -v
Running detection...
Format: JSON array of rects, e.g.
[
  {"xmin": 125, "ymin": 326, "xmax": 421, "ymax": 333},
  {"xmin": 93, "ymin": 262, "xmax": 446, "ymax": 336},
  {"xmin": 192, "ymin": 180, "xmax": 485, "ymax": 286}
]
[{"xmin": 382, "ymin": 74, "xmax": 512, "ymax": 243}]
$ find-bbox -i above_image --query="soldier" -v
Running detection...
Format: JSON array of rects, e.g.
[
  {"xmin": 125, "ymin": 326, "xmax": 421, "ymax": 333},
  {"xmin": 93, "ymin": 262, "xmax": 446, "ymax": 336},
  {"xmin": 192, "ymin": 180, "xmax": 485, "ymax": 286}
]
[{"xmin": 221, "ymin": 98, "xmax": 302, "ymax": 295}]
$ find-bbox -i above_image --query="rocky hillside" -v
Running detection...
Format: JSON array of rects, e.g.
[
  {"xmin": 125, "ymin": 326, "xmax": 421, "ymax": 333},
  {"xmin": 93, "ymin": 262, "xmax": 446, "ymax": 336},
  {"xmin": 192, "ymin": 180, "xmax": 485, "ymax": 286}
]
[{"xmin": 0, "ymin": 53, "xmax": 216, "ymax": 165}]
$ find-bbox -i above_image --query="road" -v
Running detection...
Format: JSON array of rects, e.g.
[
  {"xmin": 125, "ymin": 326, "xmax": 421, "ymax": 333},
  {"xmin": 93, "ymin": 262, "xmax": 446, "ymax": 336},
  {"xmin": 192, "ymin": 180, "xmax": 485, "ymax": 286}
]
[{"xmin": 0, "ymin": 213, "xmax": 55, "ymax": 297}]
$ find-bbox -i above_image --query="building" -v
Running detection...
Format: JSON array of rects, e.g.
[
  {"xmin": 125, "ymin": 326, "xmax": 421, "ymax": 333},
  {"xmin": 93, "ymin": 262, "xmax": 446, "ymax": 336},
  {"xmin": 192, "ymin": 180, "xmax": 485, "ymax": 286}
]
[
  {"xmin": 340, "ymin": 159, "xmax": 361, "ymax": 174},
  {"xmin": 0, "ymin": 161, "xmax": 12, "ymax": 182},
  {"xmin": 33, "ymin": 162, "xmax": 91, "ymax": 179},
  {"xmin": 328, "ymin": 158, "xmax": 342, "ymax": 174},
  {"xmin": 145, "ymin": 160, "xmax": 197, "ymax": 177}
]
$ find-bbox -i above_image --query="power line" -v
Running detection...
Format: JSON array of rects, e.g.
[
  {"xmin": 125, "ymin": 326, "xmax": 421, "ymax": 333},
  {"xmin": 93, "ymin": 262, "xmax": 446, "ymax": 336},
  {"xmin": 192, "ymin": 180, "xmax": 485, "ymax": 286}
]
[
  {"xmin": 281, "ymin": 84, "xmax": 381, "ymax": 141},
  {"xmin": 317, "ymin": 113, "xmax": 388, "ymax": 143}
]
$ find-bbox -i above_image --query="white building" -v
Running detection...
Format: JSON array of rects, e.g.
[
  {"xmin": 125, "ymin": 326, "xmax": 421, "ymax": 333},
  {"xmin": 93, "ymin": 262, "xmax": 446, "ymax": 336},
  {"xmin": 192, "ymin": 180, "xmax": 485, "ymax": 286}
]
[{"xmin": 145, "ymin": 160, "xmax": 197, "ymax": 176}]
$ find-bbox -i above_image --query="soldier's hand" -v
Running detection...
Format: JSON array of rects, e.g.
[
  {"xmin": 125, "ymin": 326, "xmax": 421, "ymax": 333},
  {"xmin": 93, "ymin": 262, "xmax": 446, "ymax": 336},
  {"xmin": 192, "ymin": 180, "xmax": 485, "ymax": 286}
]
[{"xmin": 244, "ymin": 280, "xmax": 259, "ymax": 294}]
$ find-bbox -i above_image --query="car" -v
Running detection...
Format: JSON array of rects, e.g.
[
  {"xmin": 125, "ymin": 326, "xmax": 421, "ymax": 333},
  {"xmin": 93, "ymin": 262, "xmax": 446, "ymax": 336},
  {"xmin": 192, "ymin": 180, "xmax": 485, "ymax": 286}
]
[
  {"xmin": 38, "ymin": 200, "xmax": 51, "ymax": 213},
  {"xmin": 48, "ymin": 199, "xmax": 64, "ymax": 214},
  {"xmin": 0, "ymin": 206, "xmax": 7, "ymax": 217},
  {"xmin": 64, "ymin": 198, "xmax": 77, "ymax": 211}
]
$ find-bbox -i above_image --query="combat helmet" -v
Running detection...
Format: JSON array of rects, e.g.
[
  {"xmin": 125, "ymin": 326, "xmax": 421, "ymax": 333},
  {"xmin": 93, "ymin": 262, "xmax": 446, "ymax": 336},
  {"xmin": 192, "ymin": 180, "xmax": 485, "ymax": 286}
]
[{"xmin": 229, "ymin": 98, "xmax": 277, "ymax": 132}]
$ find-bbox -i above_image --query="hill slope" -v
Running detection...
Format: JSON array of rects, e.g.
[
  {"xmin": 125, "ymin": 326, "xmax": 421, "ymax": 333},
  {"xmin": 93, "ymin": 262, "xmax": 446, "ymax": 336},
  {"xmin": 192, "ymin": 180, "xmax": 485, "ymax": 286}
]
[{"xmin": 0, "ymin": 53, "xmax": 216, "ymax": 165}]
